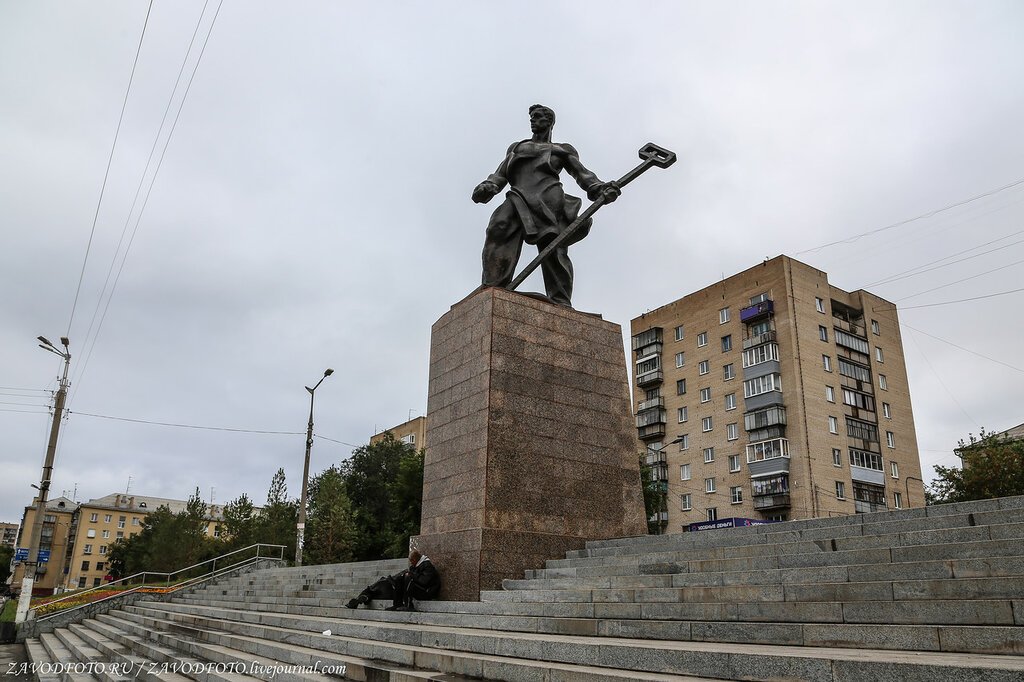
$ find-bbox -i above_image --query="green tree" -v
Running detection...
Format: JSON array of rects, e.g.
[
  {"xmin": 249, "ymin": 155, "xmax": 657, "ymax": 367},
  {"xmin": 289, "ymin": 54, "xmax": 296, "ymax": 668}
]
[
  {"xmin": 222, "ymin": 493, "xmax": 258, "ymax": 549},
  {"xmin": 340, "ymin": 433, "xmax": 424, "ymax": 560},
  {"xmin": 257, "ymin": 468, "xmax": 298, "ymax": 559},
  {"xmin": 0, "ymin": 545, "xmax": 13, "ymax": 585},
  {"xmin": 639, "ymin": 454, "xmax": 663, "ymax": 534},
  {"xmin": 929, "ymin": 429, "xmax": 1024, "ymax": 504},
  {"xmin": 304, "ymin": 466, "xmax": 357, "ymax": 565}
]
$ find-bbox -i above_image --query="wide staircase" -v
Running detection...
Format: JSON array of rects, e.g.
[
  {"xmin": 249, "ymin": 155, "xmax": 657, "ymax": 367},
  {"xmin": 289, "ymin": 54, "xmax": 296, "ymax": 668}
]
[{"xmin": 25, "ymin": 495, "xmax": 1024, "ymax": 681}]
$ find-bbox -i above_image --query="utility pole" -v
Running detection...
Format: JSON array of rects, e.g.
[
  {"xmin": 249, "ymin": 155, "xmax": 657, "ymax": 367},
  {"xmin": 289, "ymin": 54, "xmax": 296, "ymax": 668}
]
[
  {"xmin": 295, "ymin": 368, "xmax": 333, "ymax": 567},
  {"xmin": 16, "ymin": 336, "xmax": 71, "ymax": 624}
]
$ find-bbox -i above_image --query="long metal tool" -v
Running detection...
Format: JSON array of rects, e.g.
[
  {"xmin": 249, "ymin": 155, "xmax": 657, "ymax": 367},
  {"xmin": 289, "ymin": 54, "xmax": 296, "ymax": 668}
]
[{"xmin": 507, "ymin": 142, "xmax": 677, "ymax": 293}]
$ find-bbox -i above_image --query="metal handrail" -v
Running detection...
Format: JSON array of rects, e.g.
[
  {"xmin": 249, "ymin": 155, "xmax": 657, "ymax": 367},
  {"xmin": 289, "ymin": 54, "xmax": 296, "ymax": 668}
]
[{"xmin": 34, "ymin": 542, "xmax": 285, "ymax": 617}]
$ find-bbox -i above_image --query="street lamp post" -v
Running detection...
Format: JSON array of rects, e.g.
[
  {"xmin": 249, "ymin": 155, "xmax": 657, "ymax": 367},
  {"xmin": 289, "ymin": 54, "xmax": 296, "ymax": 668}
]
[
  {"xmin": 295, "ymin": 368, "xmax": 333, "ymax": 567},
  {"xmin": 15, "ymin": 336, "xmax": 71, "ymax": 624}
]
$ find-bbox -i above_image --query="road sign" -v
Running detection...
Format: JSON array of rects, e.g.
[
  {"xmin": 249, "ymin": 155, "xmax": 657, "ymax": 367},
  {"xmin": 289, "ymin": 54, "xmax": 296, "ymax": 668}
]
[
  {"xmin": 14, "ymin": 548, "xmax": 29, "ymax": 562},
  {"xmin": 37, "ymin": 549, "xmax": 50, "ymax": 563}
]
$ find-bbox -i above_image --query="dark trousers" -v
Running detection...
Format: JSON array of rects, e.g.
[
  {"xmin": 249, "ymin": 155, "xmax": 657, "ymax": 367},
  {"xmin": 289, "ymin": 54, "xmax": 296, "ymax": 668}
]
[
  {"xmin": 481, "ymin": 199, "xmax": 574, "ymax": 306},
  {"xmin": 358, "ymin": 573, "xmax": 439, "ymax": 608}
]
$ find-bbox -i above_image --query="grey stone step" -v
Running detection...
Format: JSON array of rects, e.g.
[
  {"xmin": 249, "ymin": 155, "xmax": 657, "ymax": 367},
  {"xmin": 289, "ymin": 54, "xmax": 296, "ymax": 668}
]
[
  {"xmin": 36, "ymin": 632, "xmax": 95, "ymax": 682},
  {"xmin": 153, "ymin": 597, "xmax": 1024, "ymax": 656},
  {"xmin": 109, "ymin": 606, "xmax": 711, "ymax": 681},
  {"xmin": 121, "ymin": 601, "xmax": 1024, "ymax": 681},
  {"xmin": 51, "ymin": 629, "xmax": 128, "ymax": 682},
  {"xmin": 25, "ymin": 638, "xmax": 64, "ymax": 682}
]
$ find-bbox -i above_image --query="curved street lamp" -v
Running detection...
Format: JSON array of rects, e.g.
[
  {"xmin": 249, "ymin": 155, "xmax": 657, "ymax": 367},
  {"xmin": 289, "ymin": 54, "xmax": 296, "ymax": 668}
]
[{"xmin": 295, "ymin": 368, "xmax": 333, "ymax": 566}]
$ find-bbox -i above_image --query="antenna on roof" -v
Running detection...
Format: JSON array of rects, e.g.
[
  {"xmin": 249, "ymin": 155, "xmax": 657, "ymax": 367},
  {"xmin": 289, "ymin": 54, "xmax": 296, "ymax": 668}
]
[
  {"xmin": 210, "ymin": 487, "xmax": 215, "ymax": 505},
  {"xmin": 125, "ymin": 475, "xmax": 132, "ymax": 494}
]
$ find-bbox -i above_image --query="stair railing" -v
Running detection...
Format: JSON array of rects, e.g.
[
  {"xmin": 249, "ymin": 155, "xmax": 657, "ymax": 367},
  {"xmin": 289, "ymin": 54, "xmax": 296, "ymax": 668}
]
[{"xmin": 33, "ymin": 542, "xmax": 286, "ymax": 622}]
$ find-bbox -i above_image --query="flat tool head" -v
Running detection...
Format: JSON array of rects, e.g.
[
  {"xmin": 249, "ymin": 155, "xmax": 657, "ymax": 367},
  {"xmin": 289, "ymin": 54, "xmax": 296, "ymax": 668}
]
[{"xmin": 638, "ymin": 142, "xmax": 677, "ymax": 168}]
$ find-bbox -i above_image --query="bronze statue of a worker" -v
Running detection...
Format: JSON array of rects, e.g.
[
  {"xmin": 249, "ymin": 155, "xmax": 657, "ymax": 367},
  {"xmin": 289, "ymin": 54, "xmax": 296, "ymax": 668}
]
[{"xmin": 472, "ymin": 105, "xmax": 620, "ymax": 307}]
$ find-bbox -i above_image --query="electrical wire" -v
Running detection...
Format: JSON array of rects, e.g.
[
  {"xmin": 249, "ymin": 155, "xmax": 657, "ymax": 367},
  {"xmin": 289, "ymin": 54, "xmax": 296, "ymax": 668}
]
[
  {"xmin": 313, "ymin": 434, "xmax": 363, "ymax": 448},
  {"xmin": 897, "ymin": 286, "xmax": 1024, "ymax": 310},
  {"xmin": 866, "ymin": 233, "xmax": 1024, "ymax": 288},
  {"xmin": 66, "ymin": 1, "xmax": 155, "ymax": 337},
  {"xmin": 71, "ymin": 0, "xmax": 225, "ymax": 402},
  {"xmin": 894, "ymin": 257, "xmax": 1024, "ymax": 302},
  {"xmin": 905, "ymin": 329, "xmax": 980, "ymax": 428},
  {"xmin": 73, "ymin": 0, "xmax": 213, "ymax": 393},
  {"xmin": 793, "ymin": 177, "xmax": 1024, "ymax": 255},
  {"xmin": 68, "ymin": 410, "xmax": 303, "ymax": 435},
  {"xmin": 902, "ymin": 324, "xmax": 1024, "ymax": 374}
]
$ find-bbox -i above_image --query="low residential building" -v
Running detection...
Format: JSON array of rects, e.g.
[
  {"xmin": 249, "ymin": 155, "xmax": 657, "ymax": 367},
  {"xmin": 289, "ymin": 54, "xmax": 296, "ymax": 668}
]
[
  {"xmin": 1, "ymin": 522, "xmax": 18, "ymax": 548},
  {"xmin": 631, "ymin": 255, "xmax": 925, "ymax": 532},
  {"xmin": 370, "ymin": 416, "xmax": 426, "ymax": 449}
]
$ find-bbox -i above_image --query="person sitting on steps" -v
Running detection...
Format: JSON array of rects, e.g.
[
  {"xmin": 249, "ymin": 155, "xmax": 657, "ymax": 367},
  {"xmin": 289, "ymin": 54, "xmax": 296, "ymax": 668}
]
[{"xmin": 346, "ymin": 549, "xmax": 441, "ymax": 612}]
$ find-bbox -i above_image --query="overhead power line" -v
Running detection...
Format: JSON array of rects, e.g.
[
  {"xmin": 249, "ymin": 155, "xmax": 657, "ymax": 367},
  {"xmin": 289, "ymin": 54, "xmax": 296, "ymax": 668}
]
[
  {"xmin": 898, "ymin": 286, "xmax": 1024, "ymax": 310},
  {"xmin": 866, "ymin": 232, "xmax": 1024, "ymax": 288},
  {"xmin": 794, "ymin": 177, "xmax": 1024, "ymax": 255},
  {"xmin": 313, "ymin": 434, "xmax": 363, "ymax": 448},
  {"xmin": 66, "ymin": 1, "xmax": 155, "ymax": 337},
  {"xmin": 68, "ymin": 410, "xmax": 303, "ymax": 435},
  {"xmin": 902, "ymin": 324, "xmax": 1024, "ymax": 375},
  {"xmin": 895, "ymin": 257, "xmax": 1024, "ymax": 302}
]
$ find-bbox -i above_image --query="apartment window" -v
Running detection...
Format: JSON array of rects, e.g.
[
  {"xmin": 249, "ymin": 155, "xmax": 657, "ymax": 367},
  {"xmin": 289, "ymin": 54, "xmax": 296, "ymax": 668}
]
[
  {"xmin": 99, "ymin": 545, "xmax": 107, "ymax": 555},
  {"xmin": 700, "ymin": 387, "xmax": 711, "ymax": 403},
  {"xmin": 835, "ymin": 481, "xmax": 846, "ymax": 499},
  {"xmin": 822, "ymin": 355, "xmax": 832, "ymax": 372},
  {"xmin": 83, "ymin": 544, "xmax": 93, "ymax": 554},
  {"xmin": 725, "ymin": 393, "xmax": 737, "ymax": 410},
  {"xmin": 677, "ymin": 406, "xmax": 688, "ymax": 423},
  {"xmin": 730, "ymin": 486, "xmax": 743, "ymax": 504},
  {"xmin": 843, "ymin": 388, "xmax": 876, "ymax": 412},
  {"xmin": 719, "ymin": 307, "xmax": 730, "ymax": 324},
  {"xmin": 676, "ymin": 379, "xmax": 687, "ymax": 395},
  {"xmin": 86, "ymin": 529, "xmax": 96, "ymax": 538},
  {"xmin": 675, "ymin": 352, "xmax": 685, "ymax": 368},
  {"xmin": 721, "ymin": 335, "xmax": 732, "ymax": 352},
  {"xmin": 699, "ymin": 360, "xmax": 710, "ymax": 375},
  {"xmin": 839, "ymin": 358, "xmax": 872, "ymax": 383},
  {"xmin": 680, "ymin": 493, "xmax": 692, "ymax": 511},
  {"xmin": 847, "ymin": 418, "xmax": 879, "ymax": 442},
  {"xmin": 697, "ymin": 332, "xmax": 708, "ymax": 347},
  {"xmin": 93, "ymin": 578, "xmax": 102, "ymax": 587},
  {"xmin": 893, "ymin": 492, "xmax": 903, "ymax": 509},
  {"xmin": 703, "ymin": 447, "xmax": 715, "ymax": 463},
  {"xmin": 891, "ymin": 461, "xmax": 900, "ymax": 479},
  {"xmin": 727, "ymin": 423, "xmax": 739, "ymax": 441},
  {"xmin": 871, "ymin": 320, "xmax": 880, "ymax": 336},
  {"xmin": 850, "ymin": 448, "xmax": 884, "ymax": 471},
  {"xmin": 875, "ymin": 347, "xmax": 884, "ymax": 363},
  {"xmin": 702, "ymin": 416, "xmax": 713, "ymax": 432},
  {"xmin": 819, "ymin": 325, "xmax": 828, "ymax": 342},
  {"xmin": 116, "ymin": 531, "xmax": 124, "ymax": 539},
  {"xmin": 705, "ymin": 477, "xmax": 716, "ymax": 493},
  {"xmin": 78, "ymin": 577, "xmax": 86, "ymax": 588},
  {"xmin": 742, "ymin": 342, "xmax": 779, "ymax": 368},
  {"xmin": 832, "ymin": 448, "xmax": 842, "ymax": 467},
  {"xmin": 706, "ymin": 507, "xmax": 718, "ymax": 521},
  {"xmin": 743, "ymin": 373, "xmax": 781, "ymax": 398},
  {"xmin": 102, "ymin": 530, "xmax": 110, "ymax": 539},
  {"xmin": 886, "ymin": 431, "xmax": 896, "ymax": 448},
  {"xmin": 829, "ymin": 416, "xmax": 838, "ymax": 434},
  {"xmin": 95, "ymin": 562, "xmax": 104, "ymax": 572},
  {"xmin": 879, "ymin": 374, "xmax": 888, "ymax": 390},
  {"xmin": 679, "ymin": 434, "xmax": 690, "ymax": 451},
  {"xmin": 680, "ymin": 463, "xmax": 691, "ymax": 480},
  {"xmin": 816, "ymin": 297, "xmax": 825, "ymax": 313},
  {"xmin": 883, "ymin": 403, "xmax": 891, "ymax": 419},
  {"xmin": 729, "ymin": 454, "xmax": 741, "ymax": 472},
  {"xmin": 723, "ymin": 363, "xmax": 735, "ymax": 381},
  {"xmin": 89, "ymin": 513, "xmax": 98, "ymax": 522},
  {"xmin": 104, "ymin": 515, "xmax": 112, "ymax": 523},
  {"xmin": 826, "ymin": 386, "xmax": 835, "ymax": 402},
  {"xmin": 81, "ymin": 561, "xmax": 89, "ymax": 571},
  {"xmin": 674, "ymin": 325, "xmax": 685, "ymax": 341},
  {"xmin": 118, "ymin": 516, "xmax": 126, "ymax": 528}
]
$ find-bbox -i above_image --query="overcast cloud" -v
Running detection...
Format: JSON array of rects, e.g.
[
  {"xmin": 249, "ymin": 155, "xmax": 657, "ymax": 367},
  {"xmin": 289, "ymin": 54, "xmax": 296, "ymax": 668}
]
[{"xmin": 2, "ymin": 1, "xmax": 1023, "ymax": 524}]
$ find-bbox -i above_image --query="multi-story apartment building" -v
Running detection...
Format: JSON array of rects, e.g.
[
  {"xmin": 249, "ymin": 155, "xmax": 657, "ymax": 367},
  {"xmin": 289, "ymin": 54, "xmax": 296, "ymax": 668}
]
[
  {"xmin": 1, "ymin": 522, "xmax": 19, "ymax": 548},
  {"xmin": 9, "ymin": 497, "xmax": 78, "ymax": 594},
  {"xmin": 370, "ymin": 415, "xmax": 426, "ymax": 449},
  {"xmin": 61, "ymin": 493, "xmax": 226, "ymax": 590},
  {"xmin": 631, "ymin": 256, "xmax": 924, "ymax": 532}
]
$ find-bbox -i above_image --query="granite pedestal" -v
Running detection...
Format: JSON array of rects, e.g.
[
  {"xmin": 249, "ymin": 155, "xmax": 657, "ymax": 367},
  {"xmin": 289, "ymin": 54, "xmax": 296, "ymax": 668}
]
[{"xmin": 413, "ymin": 287, "xmax": 647, "ymax": 601}]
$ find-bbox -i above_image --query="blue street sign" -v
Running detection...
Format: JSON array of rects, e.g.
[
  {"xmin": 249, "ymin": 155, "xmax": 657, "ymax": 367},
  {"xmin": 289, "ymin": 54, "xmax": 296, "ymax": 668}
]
[
  {"xmin": 37, "ymin": 549, "xmax": 51, "ymax": 563},
  {"xmin": 14, "ymin": 547, "xmax": 29, "ymax": 562}
]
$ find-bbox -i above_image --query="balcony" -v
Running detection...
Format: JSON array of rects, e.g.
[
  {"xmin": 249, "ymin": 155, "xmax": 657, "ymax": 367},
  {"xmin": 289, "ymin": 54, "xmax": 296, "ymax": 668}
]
[
  {"xmin": 638, "ymin": 396, "xmax": 665, "ymax": 412},
  {"xmin": 753, "ymin": 493, "xmax": 791, "ymax": 511},
  {"xmin": 638, "ymin": 423, "xmax": 666, "ymax": 440},
  {"xmin": 740, "ymin": 300, "xmax": 774, "ymax": 323},
  {"xmin": 743, "ymin": 330, "xmax": 777, "ymax": 349},
  {"xmin": 649, "ymin": 511, "xmax": 669, "ymax": 523},
  {"xmin": 645, "ymin": 449, "xmax": 667, "ymax": 465},
  {"xmin": 636, "ymin": 408, "xmax": 667, "ymax": 429},
  {"xmin": 636, "ymin": 370, "xmax": 664, "ymax": 388},
  {"xmin": 632, "ymin": 327, "xmax": 663, "ymax": 351},
  {"xmin": 855, "ymin": 500, "xmax": 889, "ymax": 514}
]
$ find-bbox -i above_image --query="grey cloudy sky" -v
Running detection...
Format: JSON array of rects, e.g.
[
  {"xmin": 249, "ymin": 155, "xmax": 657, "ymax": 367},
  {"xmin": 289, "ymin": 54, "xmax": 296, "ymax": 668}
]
[{"xmin": 2, "ymin": 1, "xmax": 1023, "ymax": 524}]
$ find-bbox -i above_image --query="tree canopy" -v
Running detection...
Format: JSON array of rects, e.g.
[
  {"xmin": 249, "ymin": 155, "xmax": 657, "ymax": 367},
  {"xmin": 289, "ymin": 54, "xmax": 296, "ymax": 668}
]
[{"xmin": 928, "ymin": 429, "xmax": 1024, "ymax": 504}]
